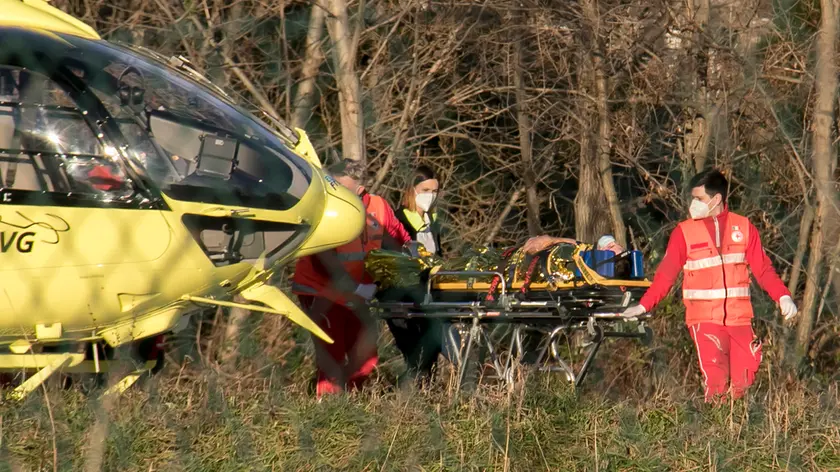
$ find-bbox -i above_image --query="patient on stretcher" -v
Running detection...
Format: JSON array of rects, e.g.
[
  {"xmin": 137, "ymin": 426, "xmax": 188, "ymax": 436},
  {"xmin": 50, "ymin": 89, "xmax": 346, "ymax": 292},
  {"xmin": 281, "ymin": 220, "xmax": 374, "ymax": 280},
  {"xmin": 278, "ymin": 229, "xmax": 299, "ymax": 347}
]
[{"xmin": 523, "ymin": 233, "xmax": 638, "ymax": 280}]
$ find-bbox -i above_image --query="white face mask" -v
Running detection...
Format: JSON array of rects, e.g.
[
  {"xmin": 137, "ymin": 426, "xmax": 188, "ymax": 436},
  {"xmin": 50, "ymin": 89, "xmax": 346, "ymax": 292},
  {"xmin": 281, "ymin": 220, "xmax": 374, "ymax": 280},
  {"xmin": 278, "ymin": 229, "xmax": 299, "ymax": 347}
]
[
  {"xmin": 689, "ymin": 198, "xmax": 718, "ymax": 219},
  {"xmin": 415, "ymin": 192, "xmax": 436, "ymax": 212}
]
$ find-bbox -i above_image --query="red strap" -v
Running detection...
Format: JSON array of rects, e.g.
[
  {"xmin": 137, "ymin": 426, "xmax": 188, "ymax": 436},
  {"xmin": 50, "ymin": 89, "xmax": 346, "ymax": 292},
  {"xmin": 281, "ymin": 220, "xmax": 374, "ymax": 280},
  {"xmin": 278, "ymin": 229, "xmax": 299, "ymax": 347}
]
[
  {"xmin": 486, "ymin": 247, "xmax": 518, "ymax": 301},
  {"xmin": 520, "ymin": 256, "xmax": 540, "ymax": 294}
]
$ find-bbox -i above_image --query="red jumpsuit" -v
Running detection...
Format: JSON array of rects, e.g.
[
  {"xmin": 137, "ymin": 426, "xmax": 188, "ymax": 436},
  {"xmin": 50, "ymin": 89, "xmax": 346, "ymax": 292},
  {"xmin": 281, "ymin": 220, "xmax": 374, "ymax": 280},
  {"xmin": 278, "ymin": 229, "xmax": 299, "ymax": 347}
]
[
  {"xmin": 640, "ymin": 207, "xmax": 790, "ymax": 401},
  {"xmin": 293, "ymin": 192, "xmax": 409, "ymax": 397}
]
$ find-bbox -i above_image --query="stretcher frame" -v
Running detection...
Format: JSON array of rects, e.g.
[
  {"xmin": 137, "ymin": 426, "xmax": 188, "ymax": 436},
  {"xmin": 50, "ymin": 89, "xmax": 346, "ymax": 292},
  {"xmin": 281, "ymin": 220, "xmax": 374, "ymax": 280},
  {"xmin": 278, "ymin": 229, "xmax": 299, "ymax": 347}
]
[{"xmin": 371, "ymin": 247, "xmax": 654, "ymax": 390}]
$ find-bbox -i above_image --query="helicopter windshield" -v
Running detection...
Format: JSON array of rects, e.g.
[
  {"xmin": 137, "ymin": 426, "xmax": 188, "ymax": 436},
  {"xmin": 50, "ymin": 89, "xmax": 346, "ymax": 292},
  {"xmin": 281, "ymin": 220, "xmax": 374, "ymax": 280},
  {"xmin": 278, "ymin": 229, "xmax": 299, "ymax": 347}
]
[{"xmin": 53, "ymin": 33, "xmax": 312, "ymax": 211}]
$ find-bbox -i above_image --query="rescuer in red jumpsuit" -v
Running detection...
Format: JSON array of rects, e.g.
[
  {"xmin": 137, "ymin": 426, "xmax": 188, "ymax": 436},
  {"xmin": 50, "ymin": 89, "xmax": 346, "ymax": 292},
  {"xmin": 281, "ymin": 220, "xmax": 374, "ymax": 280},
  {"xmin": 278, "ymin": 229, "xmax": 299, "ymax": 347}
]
[{"xmin": 623, "ymin": 169, "xmax": 799, "ymax": 402}]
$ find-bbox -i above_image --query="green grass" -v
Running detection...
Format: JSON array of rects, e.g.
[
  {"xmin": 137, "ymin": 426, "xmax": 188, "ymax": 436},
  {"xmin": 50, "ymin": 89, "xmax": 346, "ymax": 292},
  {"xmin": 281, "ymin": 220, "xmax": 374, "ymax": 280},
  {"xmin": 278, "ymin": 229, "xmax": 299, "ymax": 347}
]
[{"xmin": 0, "ymin": 312, "xmax": 838, "ymax": 471}]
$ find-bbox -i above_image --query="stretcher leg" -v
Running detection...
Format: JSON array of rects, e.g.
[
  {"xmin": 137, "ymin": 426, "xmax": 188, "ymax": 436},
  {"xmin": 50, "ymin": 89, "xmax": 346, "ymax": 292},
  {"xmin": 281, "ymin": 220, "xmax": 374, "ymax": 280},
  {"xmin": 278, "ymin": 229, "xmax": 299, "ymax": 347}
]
[
  {"xmin": 546, "ymin": 327, "xmax": 576, "ymax": 383},
  {"xmin": 482, "ymin": 325, "xmax": 518, "ymax": 387},
  {"xmin": 445, "ymin": 323, "xmax": 463, "ymax": 366},
  {"xmin": 456, "ymin": 317, "xmax": 482, "ymax": 393},
  {"xmin": 503, "ymin": 325, "xmax": 528, "ymax": 385},
  {"xmin": 574, "ymin": 334, "xmax": 604, "ymax": 388}
]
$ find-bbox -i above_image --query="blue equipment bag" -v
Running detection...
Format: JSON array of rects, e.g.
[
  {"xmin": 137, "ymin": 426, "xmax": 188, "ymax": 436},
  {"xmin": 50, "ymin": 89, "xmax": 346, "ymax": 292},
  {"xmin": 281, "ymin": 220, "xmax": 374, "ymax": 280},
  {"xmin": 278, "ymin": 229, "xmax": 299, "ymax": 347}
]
[{"xmin": 575, "ymin": 250, "xmax": 616, "ymax": 278}]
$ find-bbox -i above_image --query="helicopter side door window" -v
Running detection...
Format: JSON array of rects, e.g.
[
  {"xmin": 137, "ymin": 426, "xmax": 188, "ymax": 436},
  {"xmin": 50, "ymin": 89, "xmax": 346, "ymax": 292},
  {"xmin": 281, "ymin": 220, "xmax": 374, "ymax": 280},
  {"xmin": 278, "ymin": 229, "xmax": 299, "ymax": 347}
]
[{"xmin": 0, "ymin": 66, "xmax": 135, "ymax": 202}]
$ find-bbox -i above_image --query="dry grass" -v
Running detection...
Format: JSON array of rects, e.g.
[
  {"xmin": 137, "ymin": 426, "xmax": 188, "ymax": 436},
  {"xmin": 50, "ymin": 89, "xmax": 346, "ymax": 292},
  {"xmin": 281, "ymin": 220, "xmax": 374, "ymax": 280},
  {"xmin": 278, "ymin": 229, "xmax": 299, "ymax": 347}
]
[{"xmin": 0, "ymin": 301, "xmax": 838, "ymax": 471}]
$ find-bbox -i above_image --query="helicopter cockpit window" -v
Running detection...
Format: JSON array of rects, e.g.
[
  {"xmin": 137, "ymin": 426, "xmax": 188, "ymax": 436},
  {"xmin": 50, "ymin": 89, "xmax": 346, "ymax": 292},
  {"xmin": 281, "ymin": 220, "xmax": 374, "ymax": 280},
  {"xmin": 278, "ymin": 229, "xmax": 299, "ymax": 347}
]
[
  {"xmin": 0, "ymin": 66, "xmax": 135, "ymax": 201},
  {"xmin": 62, "ymin": 36, "xmax": 313, "ymax": 211}
]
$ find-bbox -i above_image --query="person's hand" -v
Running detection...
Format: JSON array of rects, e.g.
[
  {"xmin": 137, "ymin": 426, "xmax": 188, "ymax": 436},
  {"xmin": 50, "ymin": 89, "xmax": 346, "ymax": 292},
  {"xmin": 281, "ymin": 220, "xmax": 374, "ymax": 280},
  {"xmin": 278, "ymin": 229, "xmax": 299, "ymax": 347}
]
[
  {"xmin": 353, "ymin": 283, "xmax": 378, "ymax": 301},
  {"xmin": 621, "ymin": 304, "xmax": 646, "ymax": 321},
  {"xmin": 522, "ymin": 235, "xmax": 555, "ymax": 254},
  {"xmin": 780, "ymin": 295, "xmax": 798, "ymax": 321}
]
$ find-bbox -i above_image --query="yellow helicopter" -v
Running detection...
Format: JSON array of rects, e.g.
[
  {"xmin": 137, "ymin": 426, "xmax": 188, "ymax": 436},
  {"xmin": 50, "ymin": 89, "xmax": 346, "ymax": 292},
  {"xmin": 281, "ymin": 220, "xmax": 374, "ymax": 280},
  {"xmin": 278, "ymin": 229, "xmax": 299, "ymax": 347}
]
[{"xmin": 0, "ymin": 0, "xmax": 365, "ymax": 399}]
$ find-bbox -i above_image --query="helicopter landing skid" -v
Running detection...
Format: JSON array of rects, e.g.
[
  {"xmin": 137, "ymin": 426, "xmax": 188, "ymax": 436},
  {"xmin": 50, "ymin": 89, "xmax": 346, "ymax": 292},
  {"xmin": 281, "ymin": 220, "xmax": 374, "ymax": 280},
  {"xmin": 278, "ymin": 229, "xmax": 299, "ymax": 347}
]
[{"xmin": 0, "ymin": 352, "xmax": 158, "ymax": 401}]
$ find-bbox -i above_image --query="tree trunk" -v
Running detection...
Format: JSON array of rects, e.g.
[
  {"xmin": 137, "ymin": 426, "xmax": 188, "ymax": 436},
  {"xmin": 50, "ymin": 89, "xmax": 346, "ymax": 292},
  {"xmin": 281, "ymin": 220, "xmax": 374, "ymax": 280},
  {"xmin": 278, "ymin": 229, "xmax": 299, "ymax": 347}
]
[
  {"xmin": 292, "ymin": 4, "xmax": 327, "ymax": 130},
  {"xmin": 320, "ymin": 0, "xmax": 365, "ymax": 162},
  {"xmin": 575, "ymin": 135, "xmax": 611, "ymax": 241},
  {"xmin": 592, "ymin": 49, "xmax": 625, "ymax": 247},
  {"xmin": 513, "ymin": 33, "xmax": 542, "ymax": 237},
  {"xmin": 576, "ymin": 0, "xmax": 613, "ymax": 243},
  {"xmin": 788, "ymin": 202, "xmax": 815, "ymax": 295},
  {"xmin": 692, "ymin": 0, "xmax": 711, "ymax": 173},
  {"xmin": 678, "ymin": 0, "xmax": 712, "ymax": 192},
  {"xmin": 574, "ymin": 59, "xmax": 612, "ymax": 244},
  {"xmin": 797, "ymin": 206, "xmax": 826, "ymax": 358},
  {"xmin": 796, "ymin": 0, "xmax": 839, "ymax": 360}
]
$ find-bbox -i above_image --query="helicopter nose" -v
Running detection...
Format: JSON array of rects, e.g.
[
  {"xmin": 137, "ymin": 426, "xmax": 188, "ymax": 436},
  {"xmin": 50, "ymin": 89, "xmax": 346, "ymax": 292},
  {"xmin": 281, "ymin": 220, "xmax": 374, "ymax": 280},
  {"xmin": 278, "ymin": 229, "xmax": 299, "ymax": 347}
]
[{"xmin": 296, "ymin": 181, "xmax": 365, "ymax": 257}]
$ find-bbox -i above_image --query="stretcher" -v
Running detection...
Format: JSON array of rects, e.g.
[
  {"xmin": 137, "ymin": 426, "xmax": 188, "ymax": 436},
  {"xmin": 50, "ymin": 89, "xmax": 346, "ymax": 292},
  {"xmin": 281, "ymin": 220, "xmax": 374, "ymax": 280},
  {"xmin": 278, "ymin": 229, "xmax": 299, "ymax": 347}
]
[{"xmin": 370, "ymin": 244, "xmax": 654, "ymax": 390}]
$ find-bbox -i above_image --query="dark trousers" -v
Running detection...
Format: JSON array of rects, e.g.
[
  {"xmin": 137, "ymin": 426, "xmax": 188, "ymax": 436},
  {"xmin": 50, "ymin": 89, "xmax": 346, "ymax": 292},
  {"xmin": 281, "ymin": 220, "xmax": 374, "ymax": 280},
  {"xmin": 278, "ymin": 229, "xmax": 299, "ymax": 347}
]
[
  {"xmin": 379, "ymin": 286, "xmax": 458, "ymax": 385},
  {"xmin": 386, "ymin": 317, "xmax": 446, "ymax": 384}
]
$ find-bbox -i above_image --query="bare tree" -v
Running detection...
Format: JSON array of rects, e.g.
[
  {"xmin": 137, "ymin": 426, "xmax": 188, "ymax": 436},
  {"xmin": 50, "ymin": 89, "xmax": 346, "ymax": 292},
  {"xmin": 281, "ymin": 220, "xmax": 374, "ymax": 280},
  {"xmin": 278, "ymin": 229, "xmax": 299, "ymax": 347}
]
[
  {"xmin": 796, "ymin": 0, "xmax": 839, "ymax": 359},
  {"xmin": 575, "ymin": 0, "xmax": 616, "ymax": 243},
  {"xmin": 292, "ymin": 4, "xmax": 327, "ymax": 130},
  {"xmin": 680, "ymin": 0, "xmax": 712, "ymax": 174},
  {"xmin": 319, "ymin": 0, "xmax": 365, "ymax": 161},
  {"xmin": 512, "ymin": 25, "xmax": 542, "ymax": 237}
]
